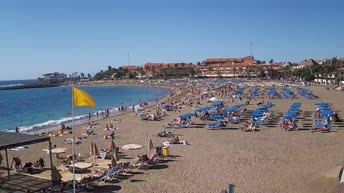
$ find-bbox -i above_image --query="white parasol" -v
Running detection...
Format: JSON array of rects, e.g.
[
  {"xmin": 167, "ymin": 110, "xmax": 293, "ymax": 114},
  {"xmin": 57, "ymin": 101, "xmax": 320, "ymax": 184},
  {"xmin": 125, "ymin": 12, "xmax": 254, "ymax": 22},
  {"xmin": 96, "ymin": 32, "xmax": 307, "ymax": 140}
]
[
  {"xmin": 122, "ymin": 144, "xmax": 142, "ymax": 150},
  {"xmin": 70, "ymin": 162, "xmax": 93, "ymax": 169},
  {"xmin": 122, "ymin": 144, "xmax": 142, "ymax": 157},
  {"xmin": 42, "ymin": 148, "xmax": 67, "ymax": 154}
]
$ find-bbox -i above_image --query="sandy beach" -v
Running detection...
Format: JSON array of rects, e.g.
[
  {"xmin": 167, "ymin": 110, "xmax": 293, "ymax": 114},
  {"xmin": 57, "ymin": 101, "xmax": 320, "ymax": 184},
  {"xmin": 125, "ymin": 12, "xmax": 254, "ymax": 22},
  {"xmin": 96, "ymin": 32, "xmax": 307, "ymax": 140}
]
[{"xmin": 1, "ymin": 81, "xmax": 344, "ymax": 193}]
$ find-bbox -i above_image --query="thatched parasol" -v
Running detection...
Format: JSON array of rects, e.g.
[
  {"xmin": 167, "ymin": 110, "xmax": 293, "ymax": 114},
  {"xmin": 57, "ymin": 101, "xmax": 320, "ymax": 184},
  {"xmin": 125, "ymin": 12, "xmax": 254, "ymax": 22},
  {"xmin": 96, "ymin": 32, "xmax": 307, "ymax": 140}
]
[
  {"xmin": 93, "ymin": 143, "xmax": 100, "ymax": 157},
  {"xmin": 110, "ymin": 140, "xmax": 117, "ymax": 153},
  {"xmin": 149, "ymin": 138, "xmax": 154, "ymax": 150},
  {"xmin": 90, "ymin": 141, "xmax": 94, "ymax": 157},
  {"xmin": 111, "ymin": 153, "xmax": 117, "ymax": 168},
  {"xmin": 51, "ymin": 166, "xmax": 62, "ymax": 182}
]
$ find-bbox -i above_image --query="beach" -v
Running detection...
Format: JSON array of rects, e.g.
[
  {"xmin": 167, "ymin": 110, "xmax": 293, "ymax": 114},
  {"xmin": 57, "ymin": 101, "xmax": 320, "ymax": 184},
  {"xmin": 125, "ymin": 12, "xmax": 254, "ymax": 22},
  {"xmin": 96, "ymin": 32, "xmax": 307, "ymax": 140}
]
[{"xmin": 2, "ymin": 80, "xmax": 344, "ymax": 193}]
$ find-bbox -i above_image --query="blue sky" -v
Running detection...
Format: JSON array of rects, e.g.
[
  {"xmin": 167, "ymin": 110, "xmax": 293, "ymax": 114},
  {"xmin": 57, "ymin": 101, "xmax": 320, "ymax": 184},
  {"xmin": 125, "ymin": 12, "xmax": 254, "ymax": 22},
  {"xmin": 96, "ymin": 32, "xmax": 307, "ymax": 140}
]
[{"xmin": 0, "ymin": 0, "xmax": 343, "ymax": 80}]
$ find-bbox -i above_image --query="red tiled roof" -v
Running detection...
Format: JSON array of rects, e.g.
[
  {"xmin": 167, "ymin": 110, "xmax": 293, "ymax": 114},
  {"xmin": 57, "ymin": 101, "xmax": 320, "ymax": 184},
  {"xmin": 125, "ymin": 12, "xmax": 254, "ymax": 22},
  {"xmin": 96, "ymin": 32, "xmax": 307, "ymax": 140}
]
[
  {"xmin": 201, "ymin": 63, "xmax": 256, "ymax": 68},
  {"xmin": 207, "ymin": 58, "xmax": 244, "ymax": 63},
  {"xmin": 120, "ymin": 66, "xmax": 141, "ymax": 70}
]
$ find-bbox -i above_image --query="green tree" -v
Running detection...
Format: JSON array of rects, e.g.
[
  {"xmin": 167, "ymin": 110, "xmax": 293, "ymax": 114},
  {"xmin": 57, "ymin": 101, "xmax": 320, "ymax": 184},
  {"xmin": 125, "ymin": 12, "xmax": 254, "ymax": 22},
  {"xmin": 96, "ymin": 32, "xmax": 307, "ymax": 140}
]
[{"xmin": 269, "ymin": 59, "xmax": 274, "ymax": 64}]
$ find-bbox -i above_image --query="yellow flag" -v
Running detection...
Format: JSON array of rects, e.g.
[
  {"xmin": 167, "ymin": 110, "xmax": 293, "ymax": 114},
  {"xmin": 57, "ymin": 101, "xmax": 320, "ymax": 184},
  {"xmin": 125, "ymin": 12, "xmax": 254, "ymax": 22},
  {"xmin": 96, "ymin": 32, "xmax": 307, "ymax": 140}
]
[{"xmin": 73, "ymin": 87, "xmax": 96, "ymax": 108}]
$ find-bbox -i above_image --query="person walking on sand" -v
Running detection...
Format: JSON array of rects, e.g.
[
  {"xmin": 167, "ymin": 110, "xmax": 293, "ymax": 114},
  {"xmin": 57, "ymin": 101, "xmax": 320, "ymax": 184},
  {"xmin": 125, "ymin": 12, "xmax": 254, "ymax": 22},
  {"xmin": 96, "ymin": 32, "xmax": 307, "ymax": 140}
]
[{"xmin": 15, "ymin": 127, "xmax": 20, "ymax": 133}]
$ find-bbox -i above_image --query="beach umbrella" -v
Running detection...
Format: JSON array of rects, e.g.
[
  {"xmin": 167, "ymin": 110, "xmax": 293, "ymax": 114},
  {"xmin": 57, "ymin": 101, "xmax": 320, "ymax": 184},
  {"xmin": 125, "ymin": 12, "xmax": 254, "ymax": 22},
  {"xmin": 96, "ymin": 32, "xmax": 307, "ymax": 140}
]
[
  {"xmin": 122, "ymin": 144, "xmax": 142, "ymax": 150},
  {"xmin": 0, "ymin": 153, "xmax": 3, "ymax": 166},
  {"xmin": 90, "ymin": 141, "xmax": 94, "ymax": 157},
  {"xmin": 110, "ymin": 140, "xmax": 117, "ymax": 153},
  {"xmin": 92, "ymin": 142, "xmax": 100, "ymax": 165},
  {"xmin": 122, "ymin": 144, "xmax": 142, "ymax": 157},
  {"xmin": 111, "ymin": 153, "xmax": 117, "ymax": 168},
  {"xmin": 42, "ymin": 148, "xmax": 67, "ymax": 154},
  {"xmin": 51, "ymin": 166, "xmax": 62, "ymax": 182},
  {"xmin": 93, "ymin": 143, "xmax": 100, "ymax": 157},
  {"xmin": 149, "ymin": 138, "xmax": 154, "ymax": 150},
  {"xmin": 71, "ymin": 162, "xmax": 93, "ymax": 169}
]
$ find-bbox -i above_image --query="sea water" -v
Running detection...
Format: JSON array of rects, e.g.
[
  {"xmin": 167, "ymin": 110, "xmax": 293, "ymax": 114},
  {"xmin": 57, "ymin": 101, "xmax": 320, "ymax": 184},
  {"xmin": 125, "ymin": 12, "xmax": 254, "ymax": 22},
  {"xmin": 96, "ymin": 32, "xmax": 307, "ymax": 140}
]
[{"xmin": 0, "ymin": 81, "xmax": 170, "ymax": 133}]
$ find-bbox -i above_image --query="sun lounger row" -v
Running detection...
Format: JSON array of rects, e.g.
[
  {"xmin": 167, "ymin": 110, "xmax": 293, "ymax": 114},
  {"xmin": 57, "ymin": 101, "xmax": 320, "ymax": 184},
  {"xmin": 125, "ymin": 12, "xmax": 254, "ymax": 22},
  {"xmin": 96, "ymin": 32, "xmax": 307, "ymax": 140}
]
[
  {"xmin": 282, "ymin": 87, "xmax": 294, "ymax": 99},
  {"xmin": 279, "ymin": 103, "xmax": 301, "ymax": 131},
  {"xmin": 252, "ymin": 104, "xmax": 275, "ymax": 126},
  {"xmin": 297, "ymin": 88, "xmax": 317, "ymax": 99}
]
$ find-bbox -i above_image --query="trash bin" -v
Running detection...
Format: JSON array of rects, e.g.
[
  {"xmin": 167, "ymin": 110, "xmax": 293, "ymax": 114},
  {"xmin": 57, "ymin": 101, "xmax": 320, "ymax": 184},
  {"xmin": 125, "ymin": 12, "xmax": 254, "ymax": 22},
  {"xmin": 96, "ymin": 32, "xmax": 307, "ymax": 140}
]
[
  {"xmin": 162, "ymin": 146, "xmax": 169, "ymax": 157},
  {"xmin": 156, "ymin": 146, "xmax": 162, "ymax": 156}
]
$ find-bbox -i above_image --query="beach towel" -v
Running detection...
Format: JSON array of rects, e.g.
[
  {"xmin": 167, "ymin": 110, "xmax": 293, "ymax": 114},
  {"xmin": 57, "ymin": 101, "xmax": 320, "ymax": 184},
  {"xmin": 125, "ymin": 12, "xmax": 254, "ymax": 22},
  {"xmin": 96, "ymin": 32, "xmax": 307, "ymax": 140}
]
[{"xmin": 163, "ymin": 141, "xmax": 188, "ymax": 147}]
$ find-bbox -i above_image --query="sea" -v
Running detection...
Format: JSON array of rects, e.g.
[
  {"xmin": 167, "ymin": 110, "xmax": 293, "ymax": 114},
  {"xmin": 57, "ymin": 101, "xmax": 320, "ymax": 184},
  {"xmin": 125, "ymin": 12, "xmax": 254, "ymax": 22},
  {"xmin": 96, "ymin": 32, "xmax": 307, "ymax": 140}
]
[{"xmin": 0, "ymin": 80, "xmax": 170, "ymax": 133}]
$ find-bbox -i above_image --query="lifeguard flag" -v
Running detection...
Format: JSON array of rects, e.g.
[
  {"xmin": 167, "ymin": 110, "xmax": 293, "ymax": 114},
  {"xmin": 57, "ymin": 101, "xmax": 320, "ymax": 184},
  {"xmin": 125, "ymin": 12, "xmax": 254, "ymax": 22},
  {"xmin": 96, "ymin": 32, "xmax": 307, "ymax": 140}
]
[{"xmin": 73, "ymin": 87, "xmax": 96, "ymax": 108}]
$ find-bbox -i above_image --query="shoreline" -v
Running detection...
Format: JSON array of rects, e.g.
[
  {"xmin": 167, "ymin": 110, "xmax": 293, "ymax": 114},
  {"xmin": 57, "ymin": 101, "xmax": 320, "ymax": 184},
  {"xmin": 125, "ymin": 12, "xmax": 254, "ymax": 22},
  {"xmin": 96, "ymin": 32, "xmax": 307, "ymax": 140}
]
[{"xmin": 17, "ymin": 81, "xmax": 183, "ymax": 135}]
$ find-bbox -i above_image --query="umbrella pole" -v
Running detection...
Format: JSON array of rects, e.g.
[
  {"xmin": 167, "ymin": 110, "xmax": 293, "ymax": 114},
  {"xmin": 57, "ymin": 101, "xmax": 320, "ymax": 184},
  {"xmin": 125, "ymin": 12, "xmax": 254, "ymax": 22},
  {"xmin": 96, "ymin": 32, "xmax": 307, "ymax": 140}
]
[
  {"xmin": 49, "ymin": 138, "xmax": 53, "ymax": 186},
  {"xmin": 5, "ymin": 149, "xmax": 9, "ymax": 180}
]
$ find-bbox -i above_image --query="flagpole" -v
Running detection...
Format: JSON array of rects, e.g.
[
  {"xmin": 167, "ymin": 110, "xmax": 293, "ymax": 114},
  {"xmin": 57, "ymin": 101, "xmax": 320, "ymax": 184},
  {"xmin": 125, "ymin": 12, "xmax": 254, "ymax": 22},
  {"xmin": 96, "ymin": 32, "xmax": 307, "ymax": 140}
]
[{"xmin": 71, "ymin": 83, "xmax": 76, "ymax": 193}]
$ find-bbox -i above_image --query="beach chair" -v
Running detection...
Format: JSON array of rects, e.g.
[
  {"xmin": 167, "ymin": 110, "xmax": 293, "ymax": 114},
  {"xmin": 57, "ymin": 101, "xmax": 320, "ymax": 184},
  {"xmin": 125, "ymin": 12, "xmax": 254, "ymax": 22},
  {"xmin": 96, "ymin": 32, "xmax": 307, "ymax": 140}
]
[
  {"xmin": 230, "ymin": 116, "xmax": 240, "ymax": 124},
  {"xmin": 207, "ymin": 121, "xmax": 226, "ymax": 130},
  {"xmin": 99, "ymin": 167, "xmax": 121, "ymax": 182},
  {"xmin": 147, "ymin": 153, "xmax": 162, "ymax": 165},
  {"xmin": 76, "ymin": 177, "xmax": 96, "ymax": 191},
  {"xmin": 131, "ymin": 161, "xmax": 149, "ymax": 170},
  {"xmin": 228, "ymin": 184, "xmax": 235, "ymax": 193},
  {"xmin": 239, "ymin": 123, "xmax": 258, "ymax": 132}
]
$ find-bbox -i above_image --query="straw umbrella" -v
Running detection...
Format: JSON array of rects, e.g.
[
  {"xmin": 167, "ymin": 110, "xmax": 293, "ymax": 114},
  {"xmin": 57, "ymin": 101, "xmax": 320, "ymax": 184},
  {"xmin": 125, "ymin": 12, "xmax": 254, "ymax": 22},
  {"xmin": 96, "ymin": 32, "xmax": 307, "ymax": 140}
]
[
  {"xmin": 93, "ymin": 143, "xmax": 100, "ymax": 157},
  {"xmin": 51, "ymin": 166, "xmax": 62, "ymax": 184},
  {"xmin": 0, "ymin": 152, "xmax": 3, "ymax": 167},
  {"xmin": 110, "ymin": 140, "xmax": 117, "ymax": 153},
  {"xmin": 149, "ymin": 138, "xmax": 154, "ymax": 152},
  {"xmin": 89, "ymin": 141, "xmax": 94, "ymax": 157},
  {"xmin": 122, "ymin": 144, "xmax": 142, "ymax": 157},
  {"xmin": 111, "ymin": 153, "xmax": 117, "ymax": 168},
  {"xmin": 93, "ymin": 143, "xmax": 100, "ymax": 165}
]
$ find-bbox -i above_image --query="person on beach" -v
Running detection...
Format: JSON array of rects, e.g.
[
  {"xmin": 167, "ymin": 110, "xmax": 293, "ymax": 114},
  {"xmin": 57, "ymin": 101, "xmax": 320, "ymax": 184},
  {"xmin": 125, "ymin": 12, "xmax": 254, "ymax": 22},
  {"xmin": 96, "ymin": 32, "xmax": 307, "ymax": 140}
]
[
  {"xmin": 104, "ymin": 131, "xmax": 115, "ymax": 139},
  {"xmin": 88, "ymin": 113, "xmax": 91, "ymax": 120},
  {"xmin": 11, "ymin": 156, "xmax": 21, "ymax": 172},
  {"xmin": 59, "ymin": 124, "xmax": 66, "ymax": 135},
  {"xmin": 15, "ymin": 127, "xmax": 20, "ymax": 133}
]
